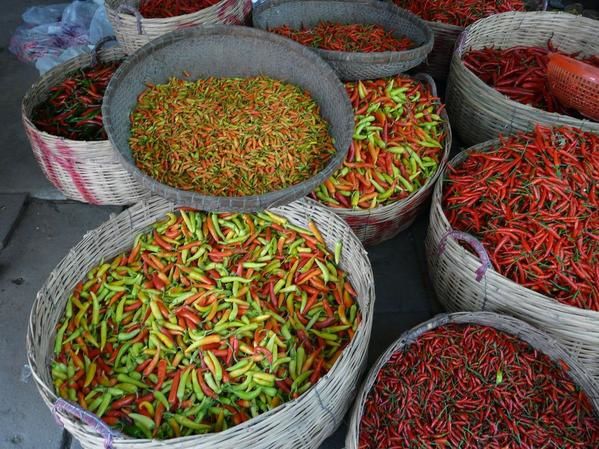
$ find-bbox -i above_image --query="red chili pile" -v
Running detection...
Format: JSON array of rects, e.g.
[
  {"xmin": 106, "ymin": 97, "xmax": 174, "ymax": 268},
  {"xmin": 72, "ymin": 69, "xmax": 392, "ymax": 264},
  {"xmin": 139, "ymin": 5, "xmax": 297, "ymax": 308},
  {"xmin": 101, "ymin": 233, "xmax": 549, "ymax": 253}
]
[
  {"xmin": 270, "ymin": 22, "xmax": 414, "ymax": 52},
  {"xmin": 359, "ymin": 323, "xmax": 599, "ymax": 449},
  {"xmin": 444, "ymin": 126, "xmax": 598, "ymax": 310},
  {"xmin": 463, "ymin": 44, "xmax": 599, "ymax": 115},
  {"xmin": 139, "ymin": 0, "xmax": 221, "ymax": 18},
  {"xmin": 393, "ymin": 0, "xmax": 526, "ymax": 27},
  {"xmin": 312, "ymin": 76, "xmax": 445, "ymax": 209},
  {"xmin": 31, "ymin": 62, "xmax": 120, "ymax": 141}
]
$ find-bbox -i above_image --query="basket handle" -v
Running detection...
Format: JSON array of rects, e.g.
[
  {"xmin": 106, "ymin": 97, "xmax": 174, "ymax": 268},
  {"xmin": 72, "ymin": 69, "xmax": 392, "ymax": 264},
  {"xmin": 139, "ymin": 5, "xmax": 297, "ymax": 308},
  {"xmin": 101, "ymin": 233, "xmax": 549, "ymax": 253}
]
[
  {"xmin": 455, "ymin": 30, "xmax": 468, "ymax": 55},
  {"xmin": 438, "ymin": 230, "xmax": 491, "ymax": 282},
  {"xmin": 52, "ymin": 399, "xmax": 120, "ymax": 449},
  {"xmin": 91, "ymin": 36, "xmax": 118, "ymax": 67},
  {"xmin": 117, "ymin": 4, "xmax": 144, "ymax": 35}
]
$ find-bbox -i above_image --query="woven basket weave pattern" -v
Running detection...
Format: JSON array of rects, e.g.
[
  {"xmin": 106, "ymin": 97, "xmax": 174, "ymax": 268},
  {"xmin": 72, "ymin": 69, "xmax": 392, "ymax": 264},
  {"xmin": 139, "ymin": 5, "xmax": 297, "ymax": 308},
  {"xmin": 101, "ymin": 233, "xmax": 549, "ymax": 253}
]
[
  {"xmin": 446, "ymin": 12, "xmax": 599, "ymax": 146},
  {"xmin": 27, "ymin": 196, "xmax": 375, "ymax": 449},
  {"xmin": 103, "ymin": 26, "xmax": 354, "ymax": 213},
  {"xmin": 253, "ymin": 0, "xmax": 434, "ymax": 81},
  {"xmin": 345, "ymin": 311, "xmax": 599, "ymax": 449},
  {"xmin": 106, "ymin": 0, "xmax": 251, "ymax": 54},
  {"xmin": 425, "ymin": 140, "xmax": 599, "ymax": 382},
  {"xmin": 21, "ymin": 48, "xmax": 147, "ymax": 205},
  {"xmin": 324, "ymin": 74, "xmax": 452, "ymax": 247}
]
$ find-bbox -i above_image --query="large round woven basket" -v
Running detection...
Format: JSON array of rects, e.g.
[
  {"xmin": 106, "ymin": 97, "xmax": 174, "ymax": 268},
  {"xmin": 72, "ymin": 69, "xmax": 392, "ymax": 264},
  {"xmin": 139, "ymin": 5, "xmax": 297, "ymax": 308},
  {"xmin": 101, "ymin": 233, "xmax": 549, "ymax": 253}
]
[
  {"xmin": 346, "ymin": 311, "xmax": 599, "ymax": 449},
  {"xmin": 252, "ymin": 0, "xmax": 433, "ymax": 81},
  {"xmin": 105, "ymin": 0, "xmax": 252, "ymax": 54},
  {"xmin": 446, "ymin": 11, "xmax": 599, "ymax": 146},
  {"xmin": 425, "ymin": 139, "xmax": 599, "ymax": 382},
  {"xmin": 103, "ymin": 25, "xmax": 354, "ymax": 213},
  {"xmin": 27, "ymin": 196, "xmax": 375, "ymax": 449},
  {"xmin": 321, "ymin": 74, "xmax": 452, "ymax": 247},
  {"xmin": 21, "ymin": 46, "xmax": 147, "ymax": 205}
]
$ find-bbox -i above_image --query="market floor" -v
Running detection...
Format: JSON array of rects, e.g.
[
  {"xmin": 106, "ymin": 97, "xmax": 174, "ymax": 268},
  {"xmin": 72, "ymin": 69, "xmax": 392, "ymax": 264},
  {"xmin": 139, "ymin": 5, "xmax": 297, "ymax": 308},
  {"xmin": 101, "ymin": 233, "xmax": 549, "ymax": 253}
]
[{"xmin": 0, "ymin": 2, "xmax": 440, "ymax": 448}]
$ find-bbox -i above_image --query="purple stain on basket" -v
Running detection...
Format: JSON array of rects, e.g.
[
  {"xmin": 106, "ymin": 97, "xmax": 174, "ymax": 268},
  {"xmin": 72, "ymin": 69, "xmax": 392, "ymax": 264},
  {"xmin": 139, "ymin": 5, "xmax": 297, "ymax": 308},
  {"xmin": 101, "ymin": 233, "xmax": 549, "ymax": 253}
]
[
  {"xmin": 116, "ymin": 4, "xmax": 144, "ymax": 35},
  {"xmin": 55, "ymin": 141, "xmax": 97, "ymax": 204},
  {"xmin": 438, "ymin": 230, "xmax": 491, "ymax": 281},
  {"xmin": 29, "ymin": 128, "xmax": 62, "ymax": 190},
  {"xmin": 52, "ymin": 399, "xmax": 119, "ymax": 449}
]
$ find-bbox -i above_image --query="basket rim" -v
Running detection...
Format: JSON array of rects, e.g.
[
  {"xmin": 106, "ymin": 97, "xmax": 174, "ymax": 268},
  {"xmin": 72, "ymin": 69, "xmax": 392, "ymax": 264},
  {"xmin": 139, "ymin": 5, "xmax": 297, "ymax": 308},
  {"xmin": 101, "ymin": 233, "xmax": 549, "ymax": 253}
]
[
  {"xmin": 102, "ymin": 25, "xmax": 354, "ymax": 212},
  {"xmin": 105, "ymin": 0, "xmax": 243, "ymax": 22},
  {"xmin": 432, "ymin": 134, "xmax": 599, "ymax": 318},
  {"xmin": 27, "ymin": 195, "xmax": 375, "ymax": 446},
  {"xmin": 346, "ymin": 311, "xmax": 599, "ymax": 448},
  {"xmin": 317, "ymin": 73, "xmax": 452, "ymax": 217},
  {"xmin": 21, "ymin": 47, "xmax": 126, "ymax": 146},
  {"xmin": 252, "ymin": 0, "xmax": 434, "ymax": 64}
]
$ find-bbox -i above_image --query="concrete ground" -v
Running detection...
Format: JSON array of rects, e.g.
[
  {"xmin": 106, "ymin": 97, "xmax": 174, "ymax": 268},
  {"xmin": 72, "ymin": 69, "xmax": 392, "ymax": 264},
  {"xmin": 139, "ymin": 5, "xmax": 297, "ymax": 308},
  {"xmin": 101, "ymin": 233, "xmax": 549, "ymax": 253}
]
[{"xmin": 0, "ymin": 1, "xmax": 585, "ymax": 448}]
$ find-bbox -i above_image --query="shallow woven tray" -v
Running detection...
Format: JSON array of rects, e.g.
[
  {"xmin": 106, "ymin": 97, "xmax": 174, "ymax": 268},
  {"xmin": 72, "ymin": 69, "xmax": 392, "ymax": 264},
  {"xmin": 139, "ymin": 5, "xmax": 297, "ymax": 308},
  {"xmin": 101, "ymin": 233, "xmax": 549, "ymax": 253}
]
[
  {"xmin": 253, "ymin": 0, "xmax": 433, "ymax": 81},
  {"xmin": 346, "ymin": 311, "xmax": 599, "ymax": 448},
  {"xmin": 27, "ymin": 196, "xmax": 375, "ymax": 449},
  {"xmin": 21, "ymin": 46, "xmax": 147, "ymax": 205},
  {"xmin": 321, "ymin": 74, "xmax": 452, "ymax": 247},
  {"xmin": 446, "ymin": 11, "xmax": 599, "ymax": 146},
  {"xmin": 103, "ymin": 25, "xmax": 354, "ymax": 213},
  {"xmin": 105, "ymin": 0, "xmax": 252, "ymax": 54},
  {"xmin": 425, "ymin": 138, "xmax": 599, "ymax": 382}
]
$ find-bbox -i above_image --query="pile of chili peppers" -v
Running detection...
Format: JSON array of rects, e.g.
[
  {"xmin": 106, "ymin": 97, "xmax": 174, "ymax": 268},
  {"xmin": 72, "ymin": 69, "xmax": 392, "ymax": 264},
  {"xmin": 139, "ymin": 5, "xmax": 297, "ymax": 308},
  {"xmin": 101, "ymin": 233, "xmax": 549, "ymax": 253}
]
[
  {"xmin": 31, "ymin": 62, "xmax": 120, "ymax": 141},
  {"xmin": 139, "ymin": 0, "xmax": 221, "ymax": 18},
  {"xmin": 129, "ymin": 76, "xmax": 335, "ymax": 197},
  {"xmin": 393, "ymin": 0, "xmax": 526, "ymax": 27},
  {"xmin": 312, "ymin": 76, "xmax": 445, "ymax": 209},
  {"xmin": 463, "ymin": 44, "xmax": 599, "ymax": 115},
  {"xmin": 52, "ymin": 209, "xmax": 360, "ymax": 438},
  {"xmin": 359, "ymin": 323, "xmax": 599, "ymax": 448},
  {"xmin": 270, "ymin": 22, "xmax": 414, "ymax": 52},
  {"xmin": 444, "ymin": 126, "xmax": 598, "ymax": 310}
]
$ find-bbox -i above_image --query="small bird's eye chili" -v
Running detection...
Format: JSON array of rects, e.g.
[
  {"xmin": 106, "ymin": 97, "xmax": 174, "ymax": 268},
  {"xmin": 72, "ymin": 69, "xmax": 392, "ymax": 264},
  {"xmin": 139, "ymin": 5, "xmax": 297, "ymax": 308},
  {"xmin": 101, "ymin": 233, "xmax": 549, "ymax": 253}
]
[
  {"xmin": 270, "ymin": 22, "xmax": 414, "ymax": 53},
  {"xmin": 31, "ymin": 62, "xmax": 121, "ymax": 141},
  {"xmin": 393, "ymin": 0, "xmax": 526, "ymax": 27},
  {"xmin": 359, "ymin": 323, "xmax": 599, "ymax": 449},
  {"xmin": 443, "ymin": 125, "xmax": 598, "ymax": 311},
  {"xmin": 139, "ymin": 0, "xmax": 221, "ymax": 18},
  {"xmin": 129, "ymin": 76, "xmax": 335, "ymax": 197},
  {"xmin": 312, "ymin": 76, "xmax": 445, "ymax": 209},
  {"xmin": 52, "ymin": 210, "xmax": 360, "ymax": 439}
]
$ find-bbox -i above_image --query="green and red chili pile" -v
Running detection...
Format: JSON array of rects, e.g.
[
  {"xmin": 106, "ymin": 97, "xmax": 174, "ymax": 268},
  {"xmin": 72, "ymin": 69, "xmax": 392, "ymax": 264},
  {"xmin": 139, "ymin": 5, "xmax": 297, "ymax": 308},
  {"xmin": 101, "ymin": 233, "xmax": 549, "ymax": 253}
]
[
  {"xmin": 129, "ymin": 76, "xmax": 335, "ymax": 197},
  {"xmin": 139, "ymin": 0, "xmax": 221, "ymax": 18},
  {"xmin": 51, "ymin": 209, "xmax": 360, "ymax": 438},
  {"xmin": 359, "ymin": 323, "xmax": 599, "ymax": 448},
  {"xmin": 312, "ymin": 76, "xmax": 445, "ymax": 209},
  {"xmin": 393, "ymin": 0, "xmax": 526, "ymax": 27},
  {"xmin": 32, "ymin": 62, "xmax": 120, "ymax": 141},
  {"xmin": 270, "ymin": 22, "xmax": 414, "ymax": 52},
  {"xmin": 444, "ymin": 126, "xmax": 598, "ymax": 310},
  {"xmin": 463, "ymin": 44, "xmax": 599, "ymax": 115}
]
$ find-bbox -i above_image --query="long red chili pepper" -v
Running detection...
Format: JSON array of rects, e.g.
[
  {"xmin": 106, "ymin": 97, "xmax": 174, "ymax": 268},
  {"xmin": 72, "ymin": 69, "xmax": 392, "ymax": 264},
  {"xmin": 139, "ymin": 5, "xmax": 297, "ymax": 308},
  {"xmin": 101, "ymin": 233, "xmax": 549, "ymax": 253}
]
[
  {"xmin": 359, "ymin": 323, "xmax": 599, "ymax": 448},
  {"xmin": 139, "ymin": 0, "xmax": 221, "ymax": 18},
  {"xmin": 270, "ymin": 22, "xmax": 414, "ymax": 52},
  {"xmin": 443, "ymin": 125, "xmax": 598, "ymax": 311},
  {"xmin": 463, "ymin": 42, "xmax": 599, "ymax": 115},
  {"xmin": 32, "ymin": 62, "xmax": 121, "ymax": 141},
  {"xmin": 394, "ymin": 0, "xmax": 526, "ymax": 27}
]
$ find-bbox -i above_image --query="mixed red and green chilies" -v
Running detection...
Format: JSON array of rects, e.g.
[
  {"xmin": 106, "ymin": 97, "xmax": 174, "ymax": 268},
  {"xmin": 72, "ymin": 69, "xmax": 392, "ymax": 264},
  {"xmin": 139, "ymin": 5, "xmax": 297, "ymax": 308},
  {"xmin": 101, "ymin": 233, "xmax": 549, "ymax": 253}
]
[
  {"xmin": 359, "ymin": 323, "xmax": 599, "ymax": 448},
  {"xmin": 52, "ymin": 210, "xmax": 360, "ymax": 438},
  {"xmin": 312, "ymin": 76, "xmax": 446, "ymax": 210},
  {"xmin": 270, "ymin": 22, "xmax": 414, "ymax": 53},
  {"xmin": 444, "ymin": 126, "xmax": 598, "ymax": 310},
  {"xmin": 32, "ymin": 62, "xmax": 120, "ymax": 141}
]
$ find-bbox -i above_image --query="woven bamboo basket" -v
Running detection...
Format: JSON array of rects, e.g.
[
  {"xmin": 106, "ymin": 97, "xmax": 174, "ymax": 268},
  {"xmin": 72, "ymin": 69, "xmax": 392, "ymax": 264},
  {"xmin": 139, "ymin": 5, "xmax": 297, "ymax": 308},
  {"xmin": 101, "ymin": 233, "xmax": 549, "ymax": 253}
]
[
  {"xmin": 103, "ymin": 26, "xmax": 354, "ymax": 213},
  {"xmin": 252, "ymin": 0, "xmax": 433, "ymax": 81},
  {"xmin": 105, "ymin": 0, "xmax": 252, "ymax": 54},
  {"xmin": 346, "ymin": 311, "xmax": 599, "ymax": 449},
  {"xmin": 21, "ymin": 42, "xmax": 147, "ymax": 205},
  {"xmin": 425, "ymin": 139, "xmax": 599, "ymax": 383},
  {"xmin": 319, "ymin": 74, "xmax": 452, "ymax": 247},
  {"xmin": 27, "ymin": 196, "xmax": 375, "ymax": 449},
  {"xmin": 446, "ymin": 11, "xmax": 599, "ymax": 146}
]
